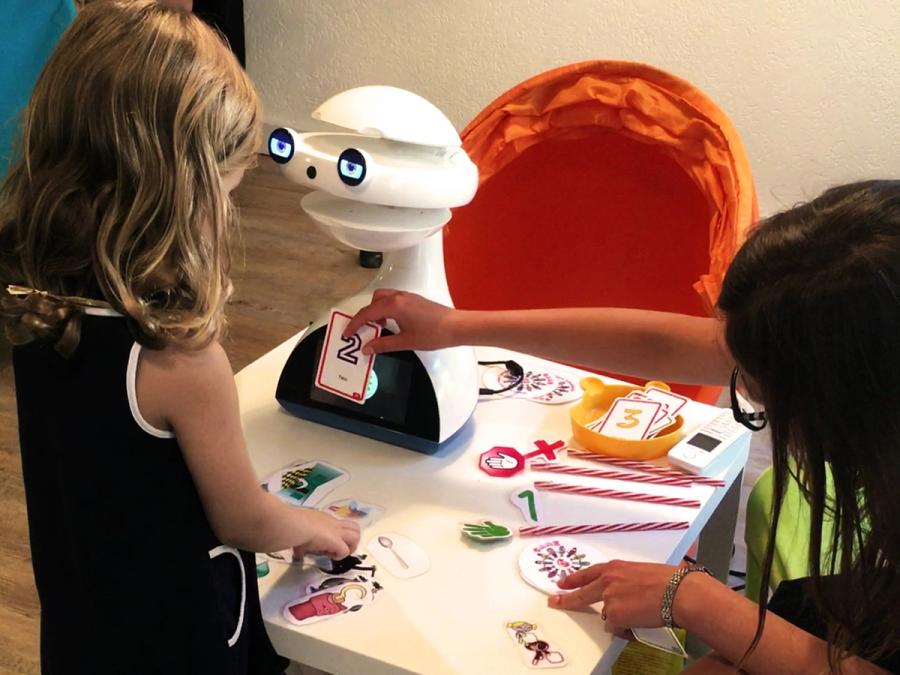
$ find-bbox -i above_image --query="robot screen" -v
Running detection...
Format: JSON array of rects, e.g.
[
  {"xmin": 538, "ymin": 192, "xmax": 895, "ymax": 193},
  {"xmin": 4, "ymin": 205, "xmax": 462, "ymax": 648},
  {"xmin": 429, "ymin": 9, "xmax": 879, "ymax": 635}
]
[{"xmin": 309, "ymin": 335, "xmax": 412, "ymax": 425}]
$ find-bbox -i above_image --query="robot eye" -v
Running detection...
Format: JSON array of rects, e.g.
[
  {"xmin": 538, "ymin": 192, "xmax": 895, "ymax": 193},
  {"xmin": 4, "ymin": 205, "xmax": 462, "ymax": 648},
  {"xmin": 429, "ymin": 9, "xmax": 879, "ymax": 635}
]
[
  {"xmin": 337, "ymin": 148, "xmax": 367, "ymax": 186},
  {"xmin": 268, "ymin": 128, "xmax": 294, "ymax": 164}
]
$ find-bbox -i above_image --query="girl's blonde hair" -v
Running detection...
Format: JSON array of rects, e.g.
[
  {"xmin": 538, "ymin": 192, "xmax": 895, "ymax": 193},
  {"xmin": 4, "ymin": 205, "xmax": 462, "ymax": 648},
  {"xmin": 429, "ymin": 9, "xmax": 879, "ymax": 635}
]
[{"xmin": 0, "ymin": 0, "xmax": 261, "ymax": 355}]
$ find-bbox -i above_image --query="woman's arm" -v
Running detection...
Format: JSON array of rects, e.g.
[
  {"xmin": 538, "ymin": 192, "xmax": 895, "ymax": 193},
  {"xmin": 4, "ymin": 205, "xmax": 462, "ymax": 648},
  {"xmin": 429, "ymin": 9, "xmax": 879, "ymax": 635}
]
[
  {"xmin": 136, "ymin": 342, "xmax": 359, "ymax": 557},
  {"xmin": 553, "ymin": 561, "xmax": 890, "ymax": 675},
  {"xmin": 346, "ymin": 290, "xmax": 733, "ymax": 386}
]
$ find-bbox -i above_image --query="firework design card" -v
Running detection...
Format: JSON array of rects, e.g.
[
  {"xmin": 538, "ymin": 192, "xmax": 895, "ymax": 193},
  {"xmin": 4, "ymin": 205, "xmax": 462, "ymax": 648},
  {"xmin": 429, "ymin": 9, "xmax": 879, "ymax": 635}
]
[
  {"xmin": 518, "ymin": 537, "xmax": 606, "ymax": 595},
  {"xmin": 481, "ymin": 365, "xmax": 581, "ymax": 405}
]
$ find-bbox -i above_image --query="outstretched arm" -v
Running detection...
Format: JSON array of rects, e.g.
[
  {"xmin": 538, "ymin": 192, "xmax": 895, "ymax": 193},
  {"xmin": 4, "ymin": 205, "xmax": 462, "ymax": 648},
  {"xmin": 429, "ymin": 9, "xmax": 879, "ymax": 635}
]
[
  {"xmin": 346, "ymin": 290, "xmax": 733, "ymax": 386},
  {"xmin": 136, "ymin": 342, "xmax": 360, "ymax": 558}
]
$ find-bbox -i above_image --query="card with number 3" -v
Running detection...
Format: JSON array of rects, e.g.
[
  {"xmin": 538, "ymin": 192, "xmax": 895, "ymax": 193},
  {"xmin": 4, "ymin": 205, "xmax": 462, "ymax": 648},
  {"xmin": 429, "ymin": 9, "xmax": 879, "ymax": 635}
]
[
  {"xmin": 315, "ymin": 309, "xmax": 381, "ymax": 404},
  {"xmin": 593, "ymin": 398, "xmax": 662, "ymax": 440}
]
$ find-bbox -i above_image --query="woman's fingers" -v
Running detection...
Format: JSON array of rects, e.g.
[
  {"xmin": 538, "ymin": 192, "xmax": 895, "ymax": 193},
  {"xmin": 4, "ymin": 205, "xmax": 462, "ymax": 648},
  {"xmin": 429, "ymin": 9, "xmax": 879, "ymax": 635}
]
[{"xmin": 556, "ymin": 562, "xmax": 608, "ymax": 589}]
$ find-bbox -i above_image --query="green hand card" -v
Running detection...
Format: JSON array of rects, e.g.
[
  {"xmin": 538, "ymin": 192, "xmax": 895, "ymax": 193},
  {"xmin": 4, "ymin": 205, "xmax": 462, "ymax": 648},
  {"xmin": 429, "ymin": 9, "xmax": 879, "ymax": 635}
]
[{"xmin": 462, "ymin": 520, "xmax": 513, "ymax": 542}]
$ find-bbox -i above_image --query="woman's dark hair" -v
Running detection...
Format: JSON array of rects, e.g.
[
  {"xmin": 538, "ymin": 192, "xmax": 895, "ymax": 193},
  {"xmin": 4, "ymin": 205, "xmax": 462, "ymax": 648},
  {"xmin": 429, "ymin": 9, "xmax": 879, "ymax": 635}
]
[{"xmin": 718, "ymin": 180, "xmax": 900, "ymax": 669}]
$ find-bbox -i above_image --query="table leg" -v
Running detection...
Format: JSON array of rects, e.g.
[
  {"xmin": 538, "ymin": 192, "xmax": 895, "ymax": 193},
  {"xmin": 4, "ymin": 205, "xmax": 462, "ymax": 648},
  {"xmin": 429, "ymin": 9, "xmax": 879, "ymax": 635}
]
[{"xmin": 686, "ymin": 469, "xmax": 744, "ymax": 659}]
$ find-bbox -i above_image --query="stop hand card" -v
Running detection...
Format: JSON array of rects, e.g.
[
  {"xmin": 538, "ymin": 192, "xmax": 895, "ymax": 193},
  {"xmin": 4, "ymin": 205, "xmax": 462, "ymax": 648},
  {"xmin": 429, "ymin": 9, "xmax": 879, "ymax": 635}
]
[{"xmin": 315, "ymin": 309, "xmax": 381, "ymax": 404}]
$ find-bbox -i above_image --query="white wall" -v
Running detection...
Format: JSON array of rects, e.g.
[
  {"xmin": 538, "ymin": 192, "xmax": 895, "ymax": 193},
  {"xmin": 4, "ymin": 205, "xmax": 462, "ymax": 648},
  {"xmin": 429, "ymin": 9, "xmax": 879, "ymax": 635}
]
[{"xmin": 245, "ymin": 0, "xmax": 900, "ymax": 216}]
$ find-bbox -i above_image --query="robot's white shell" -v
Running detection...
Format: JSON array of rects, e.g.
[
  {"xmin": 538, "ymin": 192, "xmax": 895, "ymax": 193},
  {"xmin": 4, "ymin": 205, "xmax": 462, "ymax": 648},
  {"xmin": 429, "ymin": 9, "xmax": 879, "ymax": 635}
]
[{"xmin": 312, "ymin": 85, "xmax": 462, "ymax": 148}]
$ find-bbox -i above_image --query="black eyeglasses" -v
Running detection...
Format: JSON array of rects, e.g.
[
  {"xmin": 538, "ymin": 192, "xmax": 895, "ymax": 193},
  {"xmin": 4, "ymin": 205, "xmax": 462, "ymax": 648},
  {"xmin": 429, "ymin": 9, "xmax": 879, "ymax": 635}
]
[{"xmin": 730, "ymin": 367, "xmax": 767, "ymax": 431}]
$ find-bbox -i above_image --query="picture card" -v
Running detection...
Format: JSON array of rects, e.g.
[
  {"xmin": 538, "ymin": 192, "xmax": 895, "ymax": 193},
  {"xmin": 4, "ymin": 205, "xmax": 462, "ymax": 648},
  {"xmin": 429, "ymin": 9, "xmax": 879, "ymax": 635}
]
[
  {"xmin": 481, "ymin": 365, "xmax": 581, "ymax": 404},
  {"xmin": 264, "ymin": 460, "xmax": 349, "ymax": 507},
  {"xmin": 506, "ymin": 620, "xmax": 567, "ymax": 669},
  {"xmin": 632, "ymin": 626, "xmax": 687, "ymax": 657},
  {"xmin": 642, "ymin": 387, "xmax": 688, "ymax": 416},
  {"xmin": 367, "ymin": 532, "xmax": 430, "ymax": 579},
  {"xmin": 315, "ymin": 309, "xmax": 381, "ymax": 404},
  {"xmin": 518, "ymin": 537, "xmax": 606, "ymax": 595},
  {"xmin": 283, "ymin": 576, "xmax": 379, "ymax": 626},
  {"xmin": 322, "ymin": 498, "xmax": 384, "ymax": 529},
  {"xmin": 510, "ymin": 486, "xmax": 544, "ymax": 524},
  {"xmin": 591, "ymin": 398, "xmax": 662, "ymax": 440}
]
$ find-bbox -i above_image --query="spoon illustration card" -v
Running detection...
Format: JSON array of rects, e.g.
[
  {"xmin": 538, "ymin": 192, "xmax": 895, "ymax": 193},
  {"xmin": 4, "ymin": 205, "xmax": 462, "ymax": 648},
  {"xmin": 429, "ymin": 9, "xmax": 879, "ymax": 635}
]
[
  {"xmin": 367, "ymin": 532, "xmax": 429, "ymax": 578},
  {"xmin": 518, "ymin": 537, "xmax": 606, "ymax": 595}
]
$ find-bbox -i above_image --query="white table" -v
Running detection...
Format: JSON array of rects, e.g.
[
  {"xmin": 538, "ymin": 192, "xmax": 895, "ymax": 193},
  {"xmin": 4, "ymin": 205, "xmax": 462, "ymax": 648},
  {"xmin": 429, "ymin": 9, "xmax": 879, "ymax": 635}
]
[{"xmin": 237, "ymin": 337, "xmax": 750, "ymax": 675}]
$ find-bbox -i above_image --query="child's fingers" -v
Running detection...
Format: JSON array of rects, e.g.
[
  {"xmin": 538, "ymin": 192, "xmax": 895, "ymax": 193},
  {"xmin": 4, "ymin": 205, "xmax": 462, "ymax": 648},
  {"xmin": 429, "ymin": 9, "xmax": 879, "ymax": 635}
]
[{"xmin": 343, "ymin": 522, "xmax": 361, "ymax": 552}]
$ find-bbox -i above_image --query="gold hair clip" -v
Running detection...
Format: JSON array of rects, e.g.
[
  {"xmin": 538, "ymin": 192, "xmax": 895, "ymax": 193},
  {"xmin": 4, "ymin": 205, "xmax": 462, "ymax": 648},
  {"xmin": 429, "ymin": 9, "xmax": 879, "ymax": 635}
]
[{"xmin": 5, "ymin": 284, "xmax": 115, "ymax": 310}]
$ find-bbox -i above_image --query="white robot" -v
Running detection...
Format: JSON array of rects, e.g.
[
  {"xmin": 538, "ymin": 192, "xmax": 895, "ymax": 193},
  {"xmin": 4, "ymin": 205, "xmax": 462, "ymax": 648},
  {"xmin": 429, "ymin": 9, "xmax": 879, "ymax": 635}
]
[{"xmin": 270, "ymin": 86, "xmax": 479, "ymax": 453}]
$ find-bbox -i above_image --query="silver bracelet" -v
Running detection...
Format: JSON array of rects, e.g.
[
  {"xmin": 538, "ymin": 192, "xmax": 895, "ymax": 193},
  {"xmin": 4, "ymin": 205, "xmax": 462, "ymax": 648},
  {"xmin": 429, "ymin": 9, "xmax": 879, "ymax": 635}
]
[{"xmin": 660, "ymin": 565, "xmax": 712, "ymax": 628}]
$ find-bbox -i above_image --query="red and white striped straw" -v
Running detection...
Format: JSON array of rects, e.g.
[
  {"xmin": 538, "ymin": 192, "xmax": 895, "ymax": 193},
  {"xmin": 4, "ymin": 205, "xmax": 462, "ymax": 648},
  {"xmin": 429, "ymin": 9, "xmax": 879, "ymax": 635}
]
[
  {"xmin": 533, "ymin": 462, "xmax": 693, "ymax": 487},
  {"xmin": 566, "ymin": 449, "xmax": 726, "ymax": 488},
  {"xmin": 519, "ymin": 521, "xmax": 690, "ymax": 537},
  {"xmin": 534, "ymin": 480, "xmax": 701, "ymax": 508}
]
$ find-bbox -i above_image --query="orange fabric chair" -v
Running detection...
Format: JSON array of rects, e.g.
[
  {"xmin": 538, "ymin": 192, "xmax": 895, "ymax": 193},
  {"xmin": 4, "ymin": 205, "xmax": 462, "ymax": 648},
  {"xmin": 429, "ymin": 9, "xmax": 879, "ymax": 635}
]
[{"xmin": 444, "ymin": 61, "xmax": 757, "ymax": 404}]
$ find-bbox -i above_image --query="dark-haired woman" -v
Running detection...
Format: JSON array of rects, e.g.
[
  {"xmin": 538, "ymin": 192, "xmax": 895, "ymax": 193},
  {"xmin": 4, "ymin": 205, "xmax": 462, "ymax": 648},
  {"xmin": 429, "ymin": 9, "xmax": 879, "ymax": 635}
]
[{"xmin": 345, "ymin": 181, "xmax": 900, "ymax": 673}]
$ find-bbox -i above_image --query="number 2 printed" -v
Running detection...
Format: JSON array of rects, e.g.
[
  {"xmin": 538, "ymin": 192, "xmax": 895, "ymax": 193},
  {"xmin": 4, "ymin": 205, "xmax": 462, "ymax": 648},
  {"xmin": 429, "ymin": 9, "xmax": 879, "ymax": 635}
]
[{"xmin": 337, "ymin": 334, "xmax": 362, "ymax": 365}]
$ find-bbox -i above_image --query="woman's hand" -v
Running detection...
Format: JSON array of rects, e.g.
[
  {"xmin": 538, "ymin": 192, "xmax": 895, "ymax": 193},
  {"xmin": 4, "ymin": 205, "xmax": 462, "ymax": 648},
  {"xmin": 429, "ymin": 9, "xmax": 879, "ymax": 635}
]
[
  {"xmin": 344, "ymin": 290, "xmax": 460, "ymax": 354},
  {"xmin": 550, "ymin": 560, "xmax": 682, "ymax": 636}
]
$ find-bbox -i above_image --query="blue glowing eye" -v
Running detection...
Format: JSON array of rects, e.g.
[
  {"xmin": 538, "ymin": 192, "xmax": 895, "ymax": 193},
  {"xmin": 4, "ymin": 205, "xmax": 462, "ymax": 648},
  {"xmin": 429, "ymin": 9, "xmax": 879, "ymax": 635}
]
[
  {"xmin": 268, "ymin": 129, "xmax": 295, "ymax": 164},
  {"xmin": 337, "ymin": 148, "xmax": 366, "ymax": 186},
  {"xmin": 339, "ymin": 159, "xmax": 363, "ymax": 180},
  {"xmin": 270, "ymin": 138, "xmax": 292, "ymax": 159}
]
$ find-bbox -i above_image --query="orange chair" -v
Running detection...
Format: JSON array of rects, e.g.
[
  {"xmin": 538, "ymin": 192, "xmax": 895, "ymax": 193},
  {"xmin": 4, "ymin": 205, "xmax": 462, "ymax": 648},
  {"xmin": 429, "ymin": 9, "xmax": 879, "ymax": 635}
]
[{"xmin": 444, "ymin": 61, "xmax": 757, "ymax": 404}]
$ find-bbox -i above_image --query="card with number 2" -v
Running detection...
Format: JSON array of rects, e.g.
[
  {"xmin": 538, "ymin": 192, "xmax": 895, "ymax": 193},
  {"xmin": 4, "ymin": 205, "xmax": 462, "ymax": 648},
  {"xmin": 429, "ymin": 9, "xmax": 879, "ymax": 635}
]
[{"xmin": 315, "ymin": 309, "xmax": 380, "ymax": 404}]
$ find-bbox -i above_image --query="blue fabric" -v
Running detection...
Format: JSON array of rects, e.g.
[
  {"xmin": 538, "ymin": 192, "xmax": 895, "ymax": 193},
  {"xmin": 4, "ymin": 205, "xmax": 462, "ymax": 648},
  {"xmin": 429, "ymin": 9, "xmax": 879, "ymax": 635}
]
[{"xmin": 0, "ymin": 0, "xmax": 76, "ymax": 176}]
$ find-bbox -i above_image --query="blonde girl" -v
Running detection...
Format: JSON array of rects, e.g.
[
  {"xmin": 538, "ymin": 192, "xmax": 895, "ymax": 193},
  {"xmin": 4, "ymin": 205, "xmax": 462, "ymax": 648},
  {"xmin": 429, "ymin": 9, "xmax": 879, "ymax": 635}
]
[{"xmin": 0, "ymin": 3, "xmax": 357, "ymax": 672}]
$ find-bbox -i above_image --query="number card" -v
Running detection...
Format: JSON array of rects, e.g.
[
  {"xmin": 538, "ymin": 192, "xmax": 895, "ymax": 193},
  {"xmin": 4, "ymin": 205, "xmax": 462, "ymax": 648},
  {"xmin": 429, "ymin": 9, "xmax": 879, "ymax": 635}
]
[
  {"xmin": 593, "ymin": 398, "xmax": 662, "ymax": 440},
  {"xmin": 315, "ymin": 309, "xmax": 381, "ymax": 404},
  {"xmin": 643, "ymin": 386, "xmax": 688, "ymax": 416}
]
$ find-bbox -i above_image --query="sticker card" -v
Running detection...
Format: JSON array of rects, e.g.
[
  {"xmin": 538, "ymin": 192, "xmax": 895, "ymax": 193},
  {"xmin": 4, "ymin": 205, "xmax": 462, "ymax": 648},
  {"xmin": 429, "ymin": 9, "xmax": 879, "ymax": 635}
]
[
  {"xmin": 367, "ymin": 532, "xmax": 430, "ymax": 579},
  {"xmin": 461, "ymin": 520, "xmax": 512, "ymax": 542},
  {"xmin": 283, "ymin": 578, "xmax": 378, "ymax": 626},
  {"xmin": 632, "ymin": 626, "xmax": 687, "ymax": 657},
  {"xmin": 518, "ymin": 538, "xmax": 606, "ymax": 595},
  {"xmin": 264, "ymin": 460, "xmax": 349, "ymax": 507},
  {"xmin": 506, "ymin": 620, "xmax": 567, "ymax": 669},
  {"xmin": 592, "ymin": 398, "xmax": 662, "ymax": 440},
  {"xmin": 315, "ymin": 309, "xmax": 381, "ymax": 404},
  {"xmin": 510, "ymin": 486, "xmax": 544, "ymax": 524},
  {"xmin": 322, "ymin": 498, "xmax": 384, "ymax": 528}
]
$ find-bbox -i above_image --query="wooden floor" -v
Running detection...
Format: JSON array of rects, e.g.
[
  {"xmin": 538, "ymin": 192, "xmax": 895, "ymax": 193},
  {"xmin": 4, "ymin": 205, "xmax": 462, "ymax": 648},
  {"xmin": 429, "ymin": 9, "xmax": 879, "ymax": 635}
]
[{"xmin": 0, "ymin": 157, "xmax": 376, "ymax": 673}]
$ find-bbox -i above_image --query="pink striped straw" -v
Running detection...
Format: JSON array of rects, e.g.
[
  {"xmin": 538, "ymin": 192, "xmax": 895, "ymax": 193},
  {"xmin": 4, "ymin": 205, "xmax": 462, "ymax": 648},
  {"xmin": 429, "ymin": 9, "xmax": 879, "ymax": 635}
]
[
  {"xmin": 533, "ymin": 462, "xmax": 693, "ymax": 487},
  {"xmin": 534, "ymin": 480, "xmax": 701, "ymax": 508},
  {"xmin": 566, "ymin": 449, "xmax": 726, "ymax": 488},
  {"xmin": 519, "ymin": 522, "xmax": 690, "ymax": 537}
]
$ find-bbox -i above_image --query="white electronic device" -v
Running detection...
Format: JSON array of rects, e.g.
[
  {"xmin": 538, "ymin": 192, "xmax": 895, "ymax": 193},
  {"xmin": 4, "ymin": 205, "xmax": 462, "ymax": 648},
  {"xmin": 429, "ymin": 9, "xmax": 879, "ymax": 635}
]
[
  {"xmin": 271, "ymin": 86, "xmax": 480, "ymax": 453},
  {"xmin": 667, "ymin": 409, "xmax": 750, "ymax": 475}
]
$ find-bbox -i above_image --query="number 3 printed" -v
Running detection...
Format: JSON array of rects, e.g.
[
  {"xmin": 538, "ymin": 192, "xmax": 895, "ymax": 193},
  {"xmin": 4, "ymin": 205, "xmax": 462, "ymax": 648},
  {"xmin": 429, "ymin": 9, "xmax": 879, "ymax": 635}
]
[
  {"xmin": 337, "ymin": 334, "xmax": 362, "ymax": 365},
  {"xmin": 616, "ymin": 408, "xmax": 643, "ymax": 429}
]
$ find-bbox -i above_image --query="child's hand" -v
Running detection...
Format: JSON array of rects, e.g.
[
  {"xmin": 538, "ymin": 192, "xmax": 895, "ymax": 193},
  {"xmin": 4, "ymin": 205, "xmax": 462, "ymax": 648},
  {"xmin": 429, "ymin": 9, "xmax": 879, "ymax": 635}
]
[
  {"xmin": 344, "ymin": 290, "xmax": 459, "ymax": 354},
  {"xmin": 293, "ymin": 510, "xmax": 361, "ymax": 560}
]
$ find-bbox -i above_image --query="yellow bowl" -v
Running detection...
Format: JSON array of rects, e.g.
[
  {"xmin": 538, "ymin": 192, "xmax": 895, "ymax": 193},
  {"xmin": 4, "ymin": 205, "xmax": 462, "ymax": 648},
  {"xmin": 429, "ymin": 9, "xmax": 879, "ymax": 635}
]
[{"xmin": 570, "ymin": 377, "xmax": 684, "ymax": 460}]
